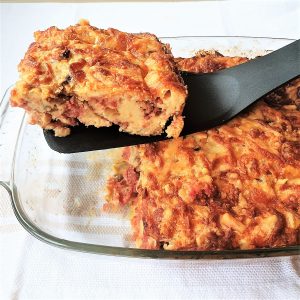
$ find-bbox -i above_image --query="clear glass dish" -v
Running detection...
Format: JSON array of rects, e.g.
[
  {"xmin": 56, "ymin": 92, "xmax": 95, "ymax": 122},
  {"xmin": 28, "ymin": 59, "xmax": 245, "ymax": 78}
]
[{"xmin": 0, "ymin": 36, "xmax": 299, "ymax": 259}]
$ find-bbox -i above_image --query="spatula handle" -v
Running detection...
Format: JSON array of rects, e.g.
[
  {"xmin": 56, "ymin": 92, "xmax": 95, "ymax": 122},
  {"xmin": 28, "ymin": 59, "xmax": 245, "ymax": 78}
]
[{"xmin": 230, "ymin": 39, "xmax": 299, "ymax": 106}]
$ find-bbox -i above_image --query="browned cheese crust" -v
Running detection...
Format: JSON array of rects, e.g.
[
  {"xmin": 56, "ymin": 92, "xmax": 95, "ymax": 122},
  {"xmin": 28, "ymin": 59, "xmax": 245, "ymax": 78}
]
[
  {"xmin": 175, "ymin": 50, "xmax": 249, "ymax": 73},
  {"xmin": 105, "ymin": 51, "xmax": 300, "ymax": 250},
  {"xmin": 10, "ymin": 20, "xmax": 187, "ymax": 138}
]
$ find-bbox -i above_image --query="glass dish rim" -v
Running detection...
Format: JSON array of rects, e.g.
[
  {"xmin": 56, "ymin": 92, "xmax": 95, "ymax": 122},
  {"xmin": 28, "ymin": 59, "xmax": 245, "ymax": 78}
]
[{"xmin": 1, "ymin": 35, "xmax": 299, "ymax": 259}]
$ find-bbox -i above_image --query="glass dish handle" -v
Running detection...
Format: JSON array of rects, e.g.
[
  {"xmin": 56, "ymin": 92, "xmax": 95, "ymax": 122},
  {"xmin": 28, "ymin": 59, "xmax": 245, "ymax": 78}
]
[{"xmin": 0, "ymin": 86, "xmax": 25, "ymax": 188}]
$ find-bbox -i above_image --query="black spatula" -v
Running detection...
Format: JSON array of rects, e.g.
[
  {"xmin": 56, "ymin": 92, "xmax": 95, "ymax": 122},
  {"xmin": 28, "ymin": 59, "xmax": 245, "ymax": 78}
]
[{"xmin": 44, "ymin": 39, "xmax": 299, "ymax": 153}]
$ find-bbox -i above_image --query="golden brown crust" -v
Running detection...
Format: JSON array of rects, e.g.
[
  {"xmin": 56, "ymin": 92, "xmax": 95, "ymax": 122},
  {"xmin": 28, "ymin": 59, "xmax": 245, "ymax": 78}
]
[
  {"xmin": 10, "ymin": 20, "xmax": 187, "ymax": 137},
  {"xmin": 175, "ymin": 50, "xmax": 249, "ymax": 73},
  {"xmin": 105, "ymin": 52, "xmax": 300, "ymax": 250}
]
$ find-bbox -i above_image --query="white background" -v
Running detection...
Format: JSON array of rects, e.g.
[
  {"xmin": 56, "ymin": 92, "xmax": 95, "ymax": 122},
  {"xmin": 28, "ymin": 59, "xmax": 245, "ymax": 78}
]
[
  {"xmin": 1, "ymin": 0, "xmax": 300, "ymax": 94},
  {"xmin": 1, "ymin": 1, "xmax": 300, "ymax": 299}
]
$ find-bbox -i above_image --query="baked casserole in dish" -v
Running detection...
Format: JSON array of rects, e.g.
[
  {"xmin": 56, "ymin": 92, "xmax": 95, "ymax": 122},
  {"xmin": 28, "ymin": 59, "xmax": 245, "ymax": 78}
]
[{"xmin": 1, "ymin": 33, "xmax": 299, "ymax": 258}]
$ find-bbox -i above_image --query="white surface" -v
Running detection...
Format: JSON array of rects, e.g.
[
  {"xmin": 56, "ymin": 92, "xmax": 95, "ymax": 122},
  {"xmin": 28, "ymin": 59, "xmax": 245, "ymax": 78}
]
[
  {"xmin": 0, "ymin": 1, "xmax": 300, "ymax": 299},
  {"xmin": 1, "ymin": 1, "xmax": 300, "ymax": 94}
]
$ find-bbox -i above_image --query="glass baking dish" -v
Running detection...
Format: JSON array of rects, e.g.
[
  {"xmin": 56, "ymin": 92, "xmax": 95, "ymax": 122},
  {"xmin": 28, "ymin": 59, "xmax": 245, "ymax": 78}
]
[{"xmin": 1, "ymin": 36, "xmax": 299, "ymax": 259}]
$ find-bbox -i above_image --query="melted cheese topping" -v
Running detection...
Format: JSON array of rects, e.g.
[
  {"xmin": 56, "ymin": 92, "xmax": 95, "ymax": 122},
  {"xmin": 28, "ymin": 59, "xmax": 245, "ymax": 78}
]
[{"xmin": 106, "ymin": 53, "xmax": 300, "ymax": 250}]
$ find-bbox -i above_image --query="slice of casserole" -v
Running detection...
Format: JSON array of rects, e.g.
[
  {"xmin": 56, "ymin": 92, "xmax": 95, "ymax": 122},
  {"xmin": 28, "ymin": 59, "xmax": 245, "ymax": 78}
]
[
  {"xmin": 10, "ymin": 20, "xmax": 187, "ymax": 137},
  {"xmin": 105, "ymin": 52, "xmax": 300, "ymax": 250}
]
